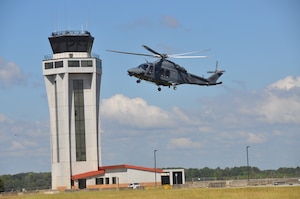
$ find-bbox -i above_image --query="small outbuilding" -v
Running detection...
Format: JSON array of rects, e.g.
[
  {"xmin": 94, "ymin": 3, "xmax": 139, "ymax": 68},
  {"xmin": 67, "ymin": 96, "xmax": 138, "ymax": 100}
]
[{"xmin": 71, "ymin": 164, "xmax": 185, "ymax": 189}]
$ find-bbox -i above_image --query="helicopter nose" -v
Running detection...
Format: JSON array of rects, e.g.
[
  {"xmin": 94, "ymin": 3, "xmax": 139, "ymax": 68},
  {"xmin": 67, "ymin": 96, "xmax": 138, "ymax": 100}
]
[{"xmin": 127, "ymin": 68, "xmax": 145, "ymax": 76}]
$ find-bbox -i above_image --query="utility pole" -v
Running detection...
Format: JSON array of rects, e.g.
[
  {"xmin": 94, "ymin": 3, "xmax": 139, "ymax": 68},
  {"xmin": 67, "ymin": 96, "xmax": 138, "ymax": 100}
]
[
  {"xmin": 154, "ymin": 150, "xmax": 157, "ymax": 187},
  {"xmin": 246, "ymin": 146, "xmax": 250, "ymax": 183}
]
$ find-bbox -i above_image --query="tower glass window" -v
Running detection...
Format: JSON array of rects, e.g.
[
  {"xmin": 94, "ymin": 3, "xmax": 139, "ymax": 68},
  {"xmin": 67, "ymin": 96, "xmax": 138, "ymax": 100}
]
[
  {"xmin": 69, "ymin": 60, "xmax": 80, "ymax": 67},
  {"xmin": 45, "ymin": 62, "xmax": 53, "ymax": 69},
  {"xmin": 55, "ymin": 61, "xmax": 63, "ymax": 68},
  {"xmin": 73, "ymin": 80, "xmax": 86, "ymax": 161},
  {"xmin": 96, "ymin": 60, "xmax": 101, "ymax": 69},
  {"xmin": 81, "ymin": 60, "xmax": 93, "ymax": 67}
]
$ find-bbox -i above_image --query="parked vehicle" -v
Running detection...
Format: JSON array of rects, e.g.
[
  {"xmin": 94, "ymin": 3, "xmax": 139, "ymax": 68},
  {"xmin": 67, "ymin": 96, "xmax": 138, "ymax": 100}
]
[{"xmin": 128, "ymin": 183, "xmax": 140, "ymax": 189}]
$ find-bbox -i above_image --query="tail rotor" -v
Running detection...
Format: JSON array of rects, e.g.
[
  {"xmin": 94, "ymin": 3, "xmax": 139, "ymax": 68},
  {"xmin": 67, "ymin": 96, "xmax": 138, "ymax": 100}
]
[{"xmin": 207, "ymin": 61, "xmax": 225, "ymax": 73}]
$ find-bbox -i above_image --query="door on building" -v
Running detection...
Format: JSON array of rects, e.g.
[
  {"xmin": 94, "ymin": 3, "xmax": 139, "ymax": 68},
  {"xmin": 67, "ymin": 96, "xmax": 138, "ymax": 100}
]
[
  {"xmin": 173, "ymin": 172, "xmax": 183, "ymax": 184},
  {"xmin": 161, "ymin": 175, "xmax": 170, "ymax": 185},
  {"xmin": 78, "ymin": 179, "xmax": 86, "ymax": 189}
]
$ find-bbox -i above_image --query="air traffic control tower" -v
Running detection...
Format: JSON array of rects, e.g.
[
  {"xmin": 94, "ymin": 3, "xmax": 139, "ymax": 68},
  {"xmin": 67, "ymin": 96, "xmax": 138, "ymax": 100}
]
[{"xmin": 43, "ymin": 30, "xmax": 102, "ymax": 190}]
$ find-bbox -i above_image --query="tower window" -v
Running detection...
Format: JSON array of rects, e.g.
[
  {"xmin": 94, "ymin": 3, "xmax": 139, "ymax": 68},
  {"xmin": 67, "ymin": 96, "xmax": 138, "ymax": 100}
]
[
  {"xmin": 69, "ymin": 60, "xmax": 80, "ymax": 67},
  {"xmin": 55, "ymin": 61, "xmax": 63, "ymax": 68},
  {"xmin": 45, "ymin": 62, "xmax": 53, "ymax": 69},
  {"xmin": 96, "ymin": 60, "xmax": 101, "ymax": 69},
  {"xmin": 73, "ymin": 80, "xmax": 86, "ymax": 161},
  {"xmin": 81, "ymin": 60, "xmax": 93, "ymax": 67}
]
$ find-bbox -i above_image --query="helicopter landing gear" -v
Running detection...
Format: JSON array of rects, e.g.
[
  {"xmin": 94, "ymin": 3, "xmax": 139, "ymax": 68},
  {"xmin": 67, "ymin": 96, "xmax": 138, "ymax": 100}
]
[
  {"xmin": 158, "ymin": 87, "xmax": 161, "ymax": 91},
  {"xmin": 171, "ymin": 84, "xmax": 177, "ymax": 90},
  {"xmin": 136, "ymin": 79, "xmax": 141, "ymax": 83}
]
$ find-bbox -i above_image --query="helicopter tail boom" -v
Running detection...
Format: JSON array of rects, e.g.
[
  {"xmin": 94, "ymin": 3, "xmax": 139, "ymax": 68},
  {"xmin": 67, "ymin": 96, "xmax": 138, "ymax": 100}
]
[
  {"xmin": 207, "ymin": 72, "xmax": 224, "ymax": 85},
  {"xmin": 205, "ymin": 61, "xmax": 225, "ymax": 85},
  {"xmin": 206, "ymin": 81, "xmax": 223, "ymax": 86}
]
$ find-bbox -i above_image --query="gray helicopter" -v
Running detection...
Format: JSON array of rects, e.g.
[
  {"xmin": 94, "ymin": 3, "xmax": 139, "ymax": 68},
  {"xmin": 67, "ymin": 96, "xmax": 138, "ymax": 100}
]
[{"xmin": 107, "ymin": 45, "xmax": 225, "ymax": 91}]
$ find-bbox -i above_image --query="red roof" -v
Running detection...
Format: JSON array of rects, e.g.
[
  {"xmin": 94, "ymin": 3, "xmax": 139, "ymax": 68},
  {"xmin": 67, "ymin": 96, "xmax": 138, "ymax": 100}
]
[
  {"xmin": 72, "ymin": 169, "xmax": 104, "ymax": 180},
  {"xmin": 99, "ymin": 164, "xmax": 164, "ymax": 173},
  {"xmin": 71, "ymin": 164, "xmax": 163, "ymax": 180}
]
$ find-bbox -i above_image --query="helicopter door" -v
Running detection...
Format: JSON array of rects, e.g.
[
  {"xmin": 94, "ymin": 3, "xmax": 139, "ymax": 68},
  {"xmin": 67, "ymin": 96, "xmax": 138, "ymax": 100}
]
[{"xmin": 159, "ymin": 68, "xmax": 172, "ymax": 80}]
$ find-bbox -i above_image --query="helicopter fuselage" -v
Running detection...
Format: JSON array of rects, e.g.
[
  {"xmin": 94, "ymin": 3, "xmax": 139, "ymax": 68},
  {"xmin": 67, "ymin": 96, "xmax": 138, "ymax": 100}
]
[
  {"xmin": 107, "ymin": 45, "xmax": 224, "ymax": 91},
  {"xmin": 127, "ymin": 59, "xmax": 223, "ymax": 90}
]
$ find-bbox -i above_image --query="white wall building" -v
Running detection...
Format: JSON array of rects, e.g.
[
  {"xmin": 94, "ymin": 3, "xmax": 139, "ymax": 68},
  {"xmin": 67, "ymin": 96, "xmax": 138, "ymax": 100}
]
[
  {"xmin": 71, "ymin": 164, "xmax": 164, "ymax": 189},
  {"xmin": 70, "ymin": 164, "xmax": 184, "ymax": 189},
  {"xmin": 43, "ymin": 30, "xmax": 102, "ymax": 190}
]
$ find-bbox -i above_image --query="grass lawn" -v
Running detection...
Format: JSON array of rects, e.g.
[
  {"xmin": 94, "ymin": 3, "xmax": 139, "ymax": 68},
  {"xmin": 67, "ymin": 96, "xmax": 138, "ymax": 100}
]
[{"xmin": 3, "ymin": 186, "xmax": 300, "ymax": 199}]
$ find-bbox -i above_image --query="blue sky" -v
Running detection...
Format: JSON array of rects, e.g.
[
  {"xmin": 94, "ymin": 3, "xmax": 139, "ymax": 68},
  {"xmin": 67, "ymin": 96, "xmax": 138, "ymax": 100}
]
[{"xmin": 0, "ymin": 0, "xmax": 299, "ymax": 175}]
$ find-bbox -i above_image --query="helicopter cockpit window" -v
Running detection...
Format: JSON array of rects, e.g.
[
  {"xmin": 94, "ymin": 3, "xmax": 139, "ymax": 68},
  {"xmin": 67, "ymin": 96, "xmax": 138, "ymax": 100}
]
[
  {"xmin": 138, "ymin": 64, "xmax": 148, "ymax": 70},
  {"xmin": 147, "ymin": 65, "xmax": 153, "ymax": 75}
]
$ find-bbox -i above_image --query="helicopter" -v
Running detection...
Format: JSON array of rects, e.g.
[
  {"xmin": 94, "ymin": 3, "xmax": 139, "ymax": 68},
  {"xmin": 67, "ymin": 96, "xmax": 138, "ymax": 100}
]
[{"xmin": 107, "ymin": 45, "xmax": 225, "ymax": 91}]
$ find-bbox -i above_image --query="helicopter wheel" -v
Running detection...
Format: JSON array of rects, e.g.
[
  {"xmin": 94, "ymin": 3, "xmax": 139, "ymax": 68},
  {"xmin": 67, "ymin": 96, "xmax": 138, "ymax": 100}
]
[
  {"xmin": 158, "ymin": 87, "xmax": 161, "ymax": 91},
  {"xmin": 136, "ymin": 79, "xmax": 141, "ymax": 83},
  {"xmin": 173, "ymin": 86, "xmax": 177, "ymax": 90}
]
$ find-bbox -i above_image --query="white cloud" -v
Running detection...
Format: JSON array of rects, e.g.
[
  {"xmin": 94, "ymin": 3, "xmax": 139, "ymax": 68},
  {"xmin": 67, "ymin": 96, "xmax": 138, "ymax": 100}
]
[
  {"xmin": 268, "ymin": 76, "xmax": 300, "ymax": 91},
  {"xmin": 10, "ymin": 141, "xmax": 24, "ymax": 150},
  {"xmin": 247, "ymin": 133, "xmax": 267, "ymax": 143},
  {"xmin": 257, "ymin": 92, "xmax": 300, "ymax": 124},
  {"xmin": 0, "ymin": 113, "xmax": 49, "ymax": 159},
  {"xmin": 239, "ymin": 131, "xmax": 267, "ymax": 144},
  {"xmin": 168, "ymin": 137, "xmax": 203, "ymax": 149},
  {"xmin": 247, "ymin": 133, "xmax": 267, "ymax": 144},
  {"xmin": 172, "ymin": 107, "xmax": 193, "ymax": 124},
  {"xmin": 161, "ymin": 15, "xmax": 180, "ymax": 29},
  {"xmin": 0, "ymin": 113, "xmax": 12, "ymax": 123},
  {"xmin": 100, "ymin": 94, "xmax": 174, "ymax": 128},
  {"xmin": 0, "ymin": 58, "xmax": 27, "ymax": 88},
  {"xmin": 254, "ymin": 77, "xmax": 300, "ymax": 124},
  {"xmin": 122, "ymin": 18, "xmax": 154, "ymax": 29},
  {"xmin": 226, "ymin": 76, "xmax": 300, "ymax": 125},
  {"xmin": 4, "ymin": 139, "xmax": 41, "ymax": 158},
  {"xmin": 197, "ymin": 126, "xmax": 213, "ymax": 133},
  {"xmin": 121, "ymin": 15, "xmax": 180, "ymax": 30}
]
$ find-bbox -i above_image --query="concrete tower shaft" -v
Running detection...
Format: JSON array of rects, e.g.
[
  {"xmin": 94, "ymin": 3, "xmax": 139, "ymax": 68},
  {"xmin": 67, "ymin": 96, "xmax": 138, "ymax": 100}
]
[{"xmin": 43, "ymin": 30, "xmax": 102, "ymax": 190}]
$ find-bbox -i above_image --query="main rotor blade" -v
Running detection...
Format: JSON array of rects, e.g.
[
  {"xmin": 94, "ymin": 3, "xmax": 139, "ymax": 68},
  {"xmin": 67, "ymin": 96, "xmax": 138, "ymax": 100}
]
[
  {"xmin": 108, "ymin": 46, "xmax": 209, "ymax": 59},
  {"xmin": 171, "ymin": 48, "xmax": 211, "ymax": 57},
  {"xmin": 169, "ymin": 55, "xmax": 208, "ymax": 58},
  {"xmin": 106, "ymin": 49, "xmax": 156, "ymax": 58},
  {"xmin": 142, "ymin": 45, "xmax": 164, "ymax": 57}
]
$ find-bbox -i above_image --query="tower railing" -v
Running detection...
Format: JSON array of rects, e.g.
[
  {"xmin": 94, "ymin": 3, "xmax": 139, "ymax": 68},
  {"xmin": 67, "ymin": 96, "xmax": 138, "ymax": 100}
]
[
  {"xmin": 43, "ymin": 53, "xmax": 100, "ymax": 60},
  {"xmin": 50, "ymin": 30, "xmax": 91, "ymax": 37}
]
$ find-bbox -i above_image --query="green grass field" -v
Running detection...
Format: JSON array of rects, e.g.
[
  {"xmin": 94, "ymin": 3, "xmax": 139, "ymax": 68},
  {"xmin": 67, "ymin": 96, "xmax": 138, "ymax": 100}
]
[{"xmin": 3, "ymin": 186, "xmax": 300, "ymax": 199}]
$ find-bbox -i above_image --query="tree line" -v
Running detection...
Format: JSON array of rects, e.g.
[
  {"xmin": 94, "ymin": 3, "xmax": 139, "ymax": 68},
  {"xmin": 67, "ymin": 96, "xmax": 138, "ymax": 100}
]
[
  {"xmin": 184, "ymin": 166, "xmax": 300, "ymax": 181},
  {"xmin": 0, "ymin": 172, "xmax": 51, "ymax": 192},
  {"xmin": 1, "ymin": 167, "xmax": 299, "ymax": 192}
]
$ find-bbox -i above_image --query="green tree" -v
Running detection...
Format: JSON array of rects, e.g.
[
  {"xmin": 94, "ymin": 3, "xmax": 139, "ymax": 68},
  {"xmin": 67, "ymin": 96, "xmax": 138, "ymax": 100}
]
[
  {"xmin": 214, "ymin": 167, "xmax": 222, "ymax": 180},
  {"xmin": 0, "ymin": 178, "xmax": 4, "ymax": 192}
]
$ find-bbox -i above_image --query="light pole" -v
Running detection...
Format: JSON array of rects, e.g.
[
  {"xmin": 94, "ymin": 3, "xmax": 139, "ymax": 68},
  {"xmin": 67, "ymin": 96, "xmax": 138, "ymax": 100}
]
[
  {"xmin": 246, "ymin": 146, "xmax": 250, "ymax": 183},
  {"xmin": 154, "ymin": 149, "xmax": 157, "ymax": 187}
]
